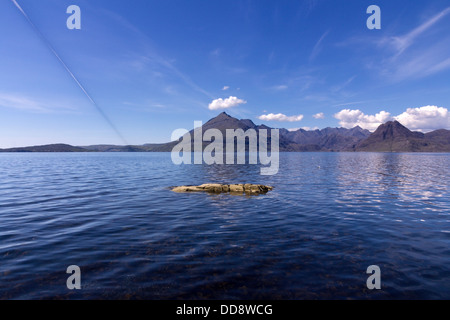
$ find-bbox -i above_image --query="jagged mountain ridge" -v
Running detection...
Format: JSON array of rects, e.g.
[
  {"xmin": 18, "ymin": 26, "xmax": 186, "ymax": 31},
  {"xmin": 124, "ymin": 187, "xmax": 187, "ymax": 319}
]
[
  {"xmin": 195, "ymin": 112, "xmax": 371, "ymax": 151},
  {"xmin": 0, "ymin": 112, "xmax": 449, "ymax": 152}
]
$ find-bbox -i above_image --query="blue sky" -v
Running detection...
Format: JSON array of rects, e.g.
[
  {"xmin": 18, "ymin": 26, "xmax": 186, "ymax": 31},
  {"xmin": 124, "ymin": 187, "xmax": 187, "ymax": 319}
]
[{"xmin": 1, "ymin": 0, "xmax": 450, "ymax": 147}]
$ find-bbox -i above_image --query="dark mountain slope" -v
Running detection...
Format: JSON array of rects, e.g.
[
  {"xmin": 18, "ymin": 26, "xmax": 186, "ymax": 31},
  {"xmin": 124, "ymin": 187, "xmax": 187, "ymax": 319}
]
[
  {"xmin": 0, "ymin": 144, "xmax": 89, "ymax": 152},
  {"xmin": 355, "ymin": 121, "xmax": 450, "ymax": 152}
]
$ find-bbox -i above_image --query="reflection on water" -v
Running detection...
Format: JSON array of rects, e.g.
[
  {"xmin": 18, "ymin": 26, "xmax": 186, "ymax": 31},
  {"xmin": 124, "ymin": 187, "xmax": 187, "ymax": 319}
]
[{"xmin": 0, "ymin": 152, "xmax": 449, "ymax": 299}]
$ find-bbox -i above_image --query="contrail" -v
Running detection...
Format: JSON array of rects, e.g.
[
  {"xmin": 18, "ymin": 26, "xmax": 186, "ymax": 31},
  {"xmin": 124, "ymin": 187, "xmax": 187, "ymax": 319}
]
[{"xmin": 11, "ymin": 0, "xmax": 128, "ymax": 145}]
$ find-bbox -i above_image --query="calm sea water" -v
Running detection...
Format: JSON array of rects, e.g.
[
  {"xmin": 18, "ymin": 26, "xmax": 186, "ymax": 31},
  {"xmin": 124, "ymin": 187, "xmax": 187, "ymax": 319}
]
[{"xmin": 0, "ymin": 152, "xmax": 449, "ymax": 300}]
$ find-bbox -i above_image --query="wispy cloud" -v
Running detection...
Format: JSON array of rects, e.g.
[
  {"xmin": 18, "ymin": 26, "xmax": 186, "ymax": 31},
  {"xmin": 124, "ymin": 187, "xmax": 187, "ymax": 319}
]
[
  {"xmin": 309, "ymin": 30, "xmax": 330, "ymax": 62},
  {"xmin": 337, "ymin": 7, "xmax": 450, "ymax": 83},
  {"xmin": 0, "ymin": 93, "xmax": 76, "ymax": 113},
  {"xmin": 295, "ymin": 0, "xmax": 321, "ymax": 20},
  {"xmin": 276, "ymin": 72, "xmax": 322, "ymax": 94},
  {"xmin": 123, "ymin": 101, "xmax": 167, "ymax": 110},
  {"xmin": 384, "ymin": 7, "xmax": 450, "ymax": 57},
  {"xmin": 332, "ymin": 100, "xmax": 372, "ymax": 108},
  {"xmin": 271, "ymin": 85, "xmax": 288, "ymax": 91},
  {"xmin": 376, "ymin": 7, "xmax": 450, "ymax": 81},
  {"xmin": 210, "ymin": 48, "xmax": 221, "ymax": 56},
  {"xmin": 331, "ymin": 76, "xmax": 356, "ymax": 93},
  {"xmin": 0, "ymin": 93, "xmax": 48, "ymax": 112},
  {"xmin": 383, "ymin": 39, "xmax": 450, "ymax": 81},
  {"xmin": 100, "ymin": 8, "xmax": 213, "ymax": 99}
]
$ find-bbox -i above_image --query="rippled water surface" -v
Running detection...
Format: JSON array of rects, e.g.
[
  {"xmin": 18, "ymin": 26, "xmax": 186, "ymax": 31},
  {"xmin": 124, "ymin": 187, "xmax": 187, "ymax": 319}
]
[{"xmin": 0, "ymin": 153, "xmax": 449, "ymax": 299}]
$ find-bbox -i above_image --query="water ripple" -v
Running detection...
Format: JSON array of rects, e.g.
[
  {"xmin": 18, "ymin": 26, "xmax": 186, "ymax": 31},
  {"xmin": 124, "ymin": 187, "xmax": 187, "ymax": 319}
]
[{"xmin": 0, "ymin": 152, "xmax": 449, "ymax": 299}]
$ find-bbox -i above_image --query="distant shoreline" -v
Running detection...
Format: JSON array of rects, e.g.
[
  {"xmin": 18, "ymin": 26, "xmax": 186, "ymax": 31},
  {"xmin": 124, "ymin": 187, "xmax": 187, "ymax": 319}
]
[
  {"xmin": 1, "ymin": 147, "xmax": 449, "ymax": 154},
  {"xmin": 1, "ymin": 113, "xmax": 450, "ymax": 153}
]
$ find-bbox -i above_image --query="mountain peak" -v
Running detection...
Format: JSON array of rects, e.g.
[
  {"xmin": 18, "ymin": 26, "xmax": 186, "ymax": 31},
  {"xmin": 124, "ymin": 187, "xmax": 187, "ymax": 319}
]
[
  {"xmin": 383, "ymin": 120, "xmax": 403, "ymax": 127},
  {"xmin": 373, "ymin": 120, "xmax": 415, "ymax": 139},
  {"xmin": 216, "ymin": 111, "xmax": 232, "ymax": 119},
  {"xmin": 202, "ymin": 111, "xmax": 253, "ymax": 132},
  {"xmin": 352, "ymin": 125, "xmax": 366, "ymax": 131},
  {"xmin": 355, "ymin": 120, "xmax": 435, "ymax": 152}
]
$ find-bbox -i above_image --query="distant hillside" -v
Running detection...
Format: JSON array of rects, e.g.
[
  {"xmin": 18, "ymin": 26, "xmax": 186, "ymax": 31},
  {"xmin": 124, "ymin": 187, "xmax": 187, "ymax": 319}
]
[
  {"xmin": 0, "ymin": 144, "xmax": 89, "ymax": 152},
  {"xmin": 1, "ymin": 113, "xmax": 449, "ymax": 153},
  {"xmin": 355, "ymin": 121, "xmax": 450, "ymax": 152},
  {"xmin": 81, "ymin": 143, "xmax": 179, "ymax": 152},
  {"xmin": 424, "ymin": 129, "xmax": 450, "ymax": 145}
]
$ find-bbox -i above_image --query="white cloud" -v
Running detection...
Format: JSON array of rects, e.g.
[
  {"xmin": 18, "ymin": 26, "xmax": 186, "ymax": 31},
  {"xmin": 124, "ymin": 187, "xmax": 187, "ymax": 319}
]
[
  {"xmin": 258, "ymin": 113, "xmax": 304, "ymax": 122},
  {"xmin": 313, "ymin": 112, "xmax": 325, "ymax": 119},
  {"xmin": 208, "ymin": 96, "xmax": 246, "ymax": 110},
  {"xmin": 334, "ymin": 109, "xmax": 392, "ymax": 131},
  {"xmin": 222, "ymin": 86, "xmax": 230, "ymax": 91},
  {"xmin": 394, "ymin": 106, "xmax": 449, "ymax": 131},
  {"xmin": 334, "ymin": 106, "xmax": 450, "ymax": 131}
]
